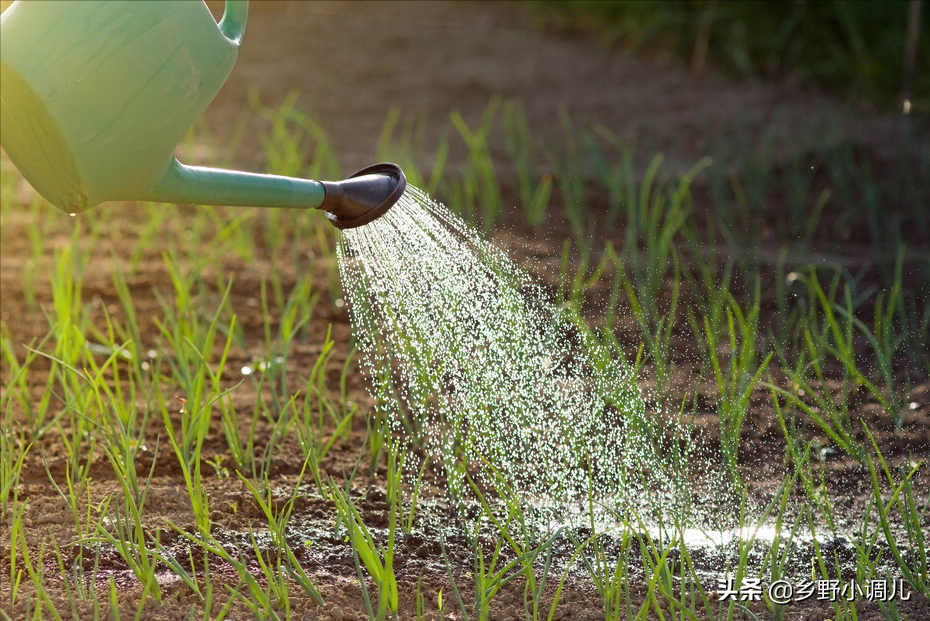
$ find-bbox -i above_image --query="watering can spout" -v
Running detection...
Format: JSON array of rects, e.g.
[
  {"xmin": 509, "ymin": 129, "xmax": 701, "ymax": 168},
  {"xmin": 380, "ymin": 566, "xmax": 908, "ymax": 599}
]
[
  {"xmin": 149, "ymin": 157, "xmax": 326, "ymax": 211},
  {"xmin": 148, "ymin": 159, "xmax": 406, "ymax": 229}
]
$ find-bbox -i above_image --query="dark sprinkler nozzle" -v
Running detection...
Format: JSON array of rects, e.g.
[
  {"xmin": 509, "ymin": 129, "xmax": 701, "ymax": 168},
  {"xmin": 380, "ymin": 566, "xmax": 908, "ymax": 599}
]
[{"xmin": 319, "ymin": 163, "xmax": 407, "ymax": 229}]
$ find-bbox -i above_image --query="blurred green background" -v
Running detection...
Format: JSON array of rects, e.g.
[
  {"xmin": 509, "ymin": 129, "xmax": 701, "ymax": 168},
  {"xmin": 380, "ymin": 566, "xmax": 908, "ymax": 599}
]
[{"xmin": 528, "ymin": 0, "xmax": 928, "ymax": 111}]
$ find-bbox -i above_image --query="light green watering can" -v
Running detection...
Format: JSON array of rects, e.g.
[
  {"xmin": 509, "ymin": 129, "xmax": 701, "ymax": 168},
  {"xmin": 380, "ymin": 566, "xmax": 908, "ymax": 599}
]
[{"xmin": 0, "ymin": 0, "xmax": 404, "ymax": 229}]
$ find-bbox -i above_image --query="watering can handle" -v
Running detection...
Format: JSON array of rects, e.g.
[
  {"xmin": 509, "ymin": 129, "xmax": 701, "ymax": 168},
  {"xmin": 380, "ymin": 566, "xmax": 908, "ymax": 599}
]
[{"xmin": 219, "ymin": 0, "xmax": 248, "ymax": 45}]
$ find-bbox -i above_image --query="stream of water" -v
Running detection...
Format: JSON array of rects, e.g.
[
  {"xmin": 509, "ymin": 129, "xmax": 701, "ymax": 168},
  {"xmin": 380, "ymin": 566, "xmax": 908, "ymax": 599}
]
[{"xmin": 337, "ymin": 186, "xmax": 690, "ymax": 520}]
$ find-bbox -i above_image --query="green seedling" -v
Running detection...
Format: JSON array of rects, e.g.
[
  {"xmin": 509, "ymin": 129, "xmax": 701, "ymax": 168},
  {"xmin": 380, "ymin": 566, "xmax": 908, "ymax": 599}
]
[
  {"xmin": 366, "ymin": 413, "xmax": 389, "ymax": 479},
  {"xmin": 154, "ymin": 262, "xmax": 239, "ymax": 468},
  {"xmin": 6, "ymin": 498, "xmax": 27, "ymax": 608},
  {"xmin": 681, "ymin": 217, "xmax": 734, "ymax": 347},
  {"xmin": 91, "ymin": 440, "xmax": 162, "ymax": 605},
  {"xmin": 294, "ymin": 324, "xmax": 355, "ymax": 479},
  {"xmin": 767, "ymin": 281, "xmax": 865, "ymax": 464},
  {"xmin": 584, "ymin": 124, "xmax": 637, "ymax": 225},
  {"xmin": 440, "ymin": 492, "xmax": 537, "ymax": 621},
  {"xmin": 377, "ymin": 106, "xmax": 449, "ymax": 197},
  {"xmin": 414, "ymin": 570, "xmax": 428, "ymax": 621},
  {"xmin": 159, "ymin": 383, "xmax": 211, "ymax": 536},
  {"xmin": 1, "ymin": 328, "xmax": 59, "ymax": 440},
  {"xmin": 30, "ymin": 335, "xmax": 137, "ymax": 487},
  {"xmin": 807, "ymin": 270, "xmax": 899, "ymax": 421},
  {"xmin": 49, "ymin": 535, "xmax": 104, "ymax": 611},
  {"xmin": 703, "ymin": 281, "xmax": 773, "ymax": 484},
  {"xmin": 402, "ymin": 453, "xmax": 429, "ymax": 536},
  {"xmin": 450, "ymin": 97, "xmax": 504, "ymax": 230},
  {"xmin": 566, "ymin": 525, "xmax": 634, "ymax": 620},
  {"xmin": 18, "ymin": 533, "xmax": 62, "ymax": 621},
  {"xmin": 632, "ymin": 525, "xmax": 696, "ymax": 621},
  {"xmin": 329, "ymin": 443, "xmax": 401, "ymax": 620},
  {"xmin": 253, "ymin": 88, "xmax": 341, "ymax": 183},
  {"xmin": 0, "ymin": 405, "xmax": 30, "ymax": 519},
  {"xmin": 502, "ymin": 99, "xmax": 552, "ymax": 227},
  {"xmin": 168, "ymin": 520, "xmax": 291, "ymax": 621},
  {"xmin": 237, "ymin": 453, "xmax": 324, "ymax": 605},
  {"xmin": 259, "ymin": 275, "xmax": 318, "ymax": 409},
  {"xmin": 218, "ymin": 369, "xmax": 264, "ymax": 477},
  {"xmin": 543, "ymin": 107, "xmax": 591, "ymax": 259},
  {"xmin": 465, "ymin": 460, "xmax": 565, "ymax": 620},
  {"xmin": 862, "ymin": 423, "xmax": 928, "ymax": 596}
]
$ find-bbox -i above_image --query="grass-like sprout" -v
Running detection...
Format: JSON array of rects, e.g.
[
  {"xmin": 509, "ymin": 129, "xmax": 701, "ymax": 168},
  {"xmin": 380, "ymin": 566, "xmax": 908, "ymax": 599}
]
[{"xmin": 329, "ymin": 442, "xmax": 402, "ymax": 620}]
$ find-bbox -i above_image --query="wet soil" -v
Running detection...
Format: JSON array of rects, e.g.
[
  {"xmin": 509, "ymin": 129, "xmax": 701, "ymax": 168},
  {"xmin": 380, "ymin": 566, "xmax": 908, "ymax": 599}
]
[{"xmin": 2, "ymin": 2, "xmax": 929, "ymax": 620}]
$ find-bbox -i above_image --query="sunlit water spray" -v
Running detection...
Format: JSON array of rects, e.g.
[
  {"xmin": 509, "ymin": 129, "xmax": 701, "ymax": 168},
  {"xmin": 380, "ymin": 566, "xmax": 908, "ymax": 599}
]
[{"xmin": 337, "ymin": 186, "xmax": 688, "ymax": 523}]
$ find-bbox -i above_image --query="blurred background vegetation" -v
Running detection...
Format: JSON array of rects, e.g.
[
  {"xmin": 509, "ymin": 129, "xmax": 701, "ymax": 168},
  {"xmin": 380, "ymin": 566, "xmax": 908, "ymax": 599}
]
[
  {"xmin": 527, "ymin": 0, "xmax": 928, "ymax": 112},
  {"xmin": 2, "ymin": 0, "xmax": 921, "ymax": 111}
]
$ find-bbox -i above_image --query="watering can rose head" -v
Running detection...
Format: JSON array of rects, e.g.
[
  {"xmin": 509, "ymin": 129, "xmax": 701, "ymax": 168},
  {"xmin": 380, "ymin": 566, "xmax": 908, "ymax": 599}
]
[{"xmin": 0, "ymin": 0, "xmax": 404, "ymax": 229}]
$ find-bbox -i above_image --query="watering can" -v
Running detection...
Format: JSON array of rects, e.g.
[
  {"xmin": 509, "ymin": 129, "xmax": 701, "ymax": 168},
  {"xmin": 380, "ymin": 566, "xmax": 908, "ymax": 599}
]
[{"xmin": 0, "ymin": 0, "xmax": 404, "ymax": 229}]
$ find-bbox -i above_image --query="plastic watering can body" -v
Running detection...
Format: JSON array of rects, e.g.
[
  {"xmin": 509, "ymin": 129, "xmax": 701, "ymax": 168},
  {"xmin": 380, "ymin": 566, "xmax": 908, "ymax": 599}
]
[
  {"xmin": 0, "ymin": 0, "xmax": 258, "ymax": 212},
  {"xmin": 0, "ymin": 0, "xmax": 405, "ymax": 228}
]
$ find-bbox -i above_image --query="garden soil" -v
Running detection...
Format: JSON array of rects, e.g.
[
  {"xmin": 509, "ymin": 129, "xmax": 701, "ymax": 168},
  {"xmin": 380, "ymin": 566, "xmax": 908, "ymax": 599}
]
[{"xmin": 1, "ymin": 2, "xmax": 928, "ymax": 620}]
